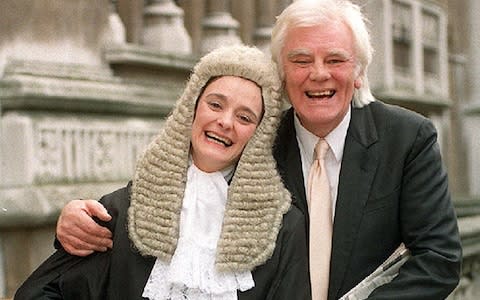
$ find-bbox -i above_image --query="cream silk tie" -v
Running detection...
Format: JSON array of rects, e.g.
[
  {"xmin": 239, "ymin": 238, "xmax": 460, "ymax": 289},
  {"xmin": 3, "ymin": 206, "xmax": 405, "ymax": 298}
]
[{"xmin": 307, "ymin": 139, "xmax": 332, "ymax": 300}]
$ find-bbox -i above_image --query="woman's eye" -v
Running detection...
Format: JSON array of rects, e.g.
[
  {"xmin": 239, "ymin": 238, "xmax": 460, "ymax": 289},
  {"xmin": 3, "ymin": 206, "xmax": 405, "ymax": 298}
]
[
  {"xmin": 238, "ymin": 114, "xmax": 253, "ymax": 124},
  {"xmin": 208, "ymin": 101, "xmax": 222, "ymax": 110}
]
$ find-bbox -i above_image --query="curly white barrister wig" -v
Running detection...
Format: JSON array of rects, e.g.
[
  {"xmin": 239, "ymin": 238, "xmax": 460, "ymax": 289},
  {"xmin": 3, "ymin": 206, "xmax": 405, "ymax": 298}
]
[{"xmin": 128, "ymin": 45, "xmax": 291, "ymax": 272}]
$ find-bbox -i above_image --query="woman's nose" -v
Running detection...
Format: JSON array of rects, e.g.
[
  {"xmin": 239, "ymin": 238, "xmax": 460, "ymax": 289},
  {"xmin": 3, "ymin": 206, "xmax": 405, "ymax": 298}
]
[{"xmin": 217, "ymin": 112, "xmax": 233, "ymax": 129}]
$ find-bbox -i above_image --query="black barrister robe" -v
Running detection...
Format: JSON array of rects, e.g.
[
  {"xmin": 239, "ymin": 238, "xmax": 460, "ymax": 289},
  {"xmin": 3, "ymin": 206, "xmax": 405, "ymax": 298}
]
[{"xmin": 15, "ymin": 183, "xmax": 311, "ymax": 300}]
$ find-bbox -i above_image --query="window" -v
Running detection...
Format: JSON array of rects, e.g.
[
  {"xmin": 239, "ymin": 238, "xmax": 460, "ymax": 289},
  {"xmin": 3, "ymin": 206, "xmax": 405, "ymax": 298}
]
[
  {"xmin": 392, "ymin": 1, "xmax": 412, "ymax": 75},
  {"xmin": 388, "ymin": 0, "xmax": 447, "ymax": 97},
  {"xmin": 422, "ymin": 9, "xmax": 440, "ymax": 92}
]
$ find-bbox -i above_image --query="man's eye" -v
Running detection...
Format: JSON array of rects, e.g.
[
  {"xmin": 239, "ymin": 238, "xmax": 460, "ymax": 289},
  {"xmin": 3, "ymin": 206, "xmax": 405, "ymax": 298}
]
[
  {"xmin": 293, "ymin": 59, "xmax": 311, "ymax": 65},
  {"xmin": 327, "ymin": 59, "xmax": 344, "ymax": 64}
]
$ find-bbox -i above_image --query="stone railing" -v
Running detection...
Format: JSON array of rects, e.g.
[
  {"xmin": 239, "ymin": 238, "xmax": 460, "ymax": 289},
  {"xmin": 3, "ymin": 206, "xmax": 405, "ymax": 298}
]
[
  {"xmin": 449, "ymin": 197, "xmax": 480, "ymax": 299},
  {"xmin": 3, "ymin": 114, "xmax": 159, "ymax": 186}
]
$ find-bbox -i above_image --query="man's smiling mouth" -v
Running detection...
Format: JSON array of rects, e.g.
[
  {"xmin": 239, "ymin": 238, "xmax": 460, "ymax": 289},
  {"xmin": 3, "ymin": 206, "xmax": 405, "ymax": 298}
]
[
  {"xmin": 206, "ymin": 132, "xmax": 233, "ymax": 147},
  {"xmin": 306, "ymin": 90, "xmax": 335, "ymax": 99}
]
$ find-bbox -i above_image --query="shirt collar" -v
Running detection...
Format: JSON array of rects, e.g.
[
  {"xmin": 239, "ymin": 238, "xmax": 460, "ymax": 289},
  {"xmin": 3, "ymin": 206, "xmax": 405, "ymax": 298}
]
[{"xmin": 294, "ymin": 106, "xmax": 351, "ymax": 163}]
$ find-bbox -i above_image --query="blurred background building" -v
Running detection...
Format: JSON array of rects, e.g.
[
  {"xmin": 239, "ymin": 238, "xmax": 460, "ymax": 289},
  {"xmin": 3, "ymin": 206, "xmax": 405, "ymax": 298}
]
[{"xmin": 0, "ymin": 0, "xmax": 479, "ymax": 298}]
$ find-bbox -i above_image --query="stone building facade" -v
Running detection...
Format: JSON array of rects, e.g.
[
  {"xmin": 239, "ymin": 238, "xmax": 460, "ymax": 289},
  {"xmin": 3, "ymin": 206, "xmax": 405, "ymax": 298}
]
[{"xmin": 0, "ymin": 0, "xmax": 479, "ymax": 298}]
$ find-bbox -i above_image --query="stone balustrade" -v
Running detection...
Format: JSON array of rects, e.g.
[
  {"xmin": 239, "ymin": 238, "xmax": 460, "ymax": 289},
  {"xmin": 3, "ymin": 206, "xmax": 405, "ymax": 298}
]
[{"xmin": 3, "ymin": 113, "xmax": 159, "ymax": 185}]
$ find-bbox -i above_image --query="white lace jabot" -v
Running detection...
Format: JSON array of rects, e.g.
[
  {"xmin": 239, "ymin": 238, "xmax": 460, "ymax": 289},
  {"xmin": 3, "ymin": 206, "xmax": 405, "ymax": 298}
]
[{"xmin": 142, "ymin": 164, "xmax": 254, "ymax": 300}]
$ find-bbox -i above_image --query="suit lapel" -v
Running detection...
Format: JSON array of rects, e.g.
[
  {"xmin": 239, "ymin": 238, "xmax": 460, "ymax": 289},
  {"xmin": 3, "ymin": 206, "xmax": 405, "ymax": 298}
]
[
  {"xmin": 274, "ymin": 109, "xmax": 309, "ymax": 221},
  {"xmin": 328, "ymin": 104, "xmax": 379, "ymax": 300}
]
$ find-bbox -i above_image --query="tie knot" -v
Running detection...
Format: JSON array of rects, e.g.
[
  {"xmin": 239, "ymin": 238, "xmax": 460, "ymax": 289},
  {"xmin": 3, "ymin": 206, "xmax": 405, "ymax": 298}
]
[{"xmin": 314, "ymin": 139, "xmax": 329, "ymax": 161}]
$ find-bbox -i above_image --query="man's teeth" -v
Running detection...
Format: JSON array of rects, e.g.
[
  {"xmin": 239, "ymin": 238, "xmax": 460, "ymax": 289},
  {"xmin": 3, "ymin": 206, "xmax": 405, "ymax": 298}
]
[
  {"xmin": 206, "ymin": 132, "xmax": 232, "ymax": 146},
  {"xmin": 306, "ymin": 90, "xmax": 335, "ymax": 98}
]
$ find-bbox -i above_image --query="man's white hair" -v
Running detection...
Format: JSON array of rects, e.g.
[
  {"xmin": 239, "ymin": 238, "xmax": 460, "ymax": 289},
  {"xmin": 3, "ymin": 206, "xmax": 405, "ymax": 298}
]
[{"xmin": 271, "ymin": 0, "xmax": 375, "ymax": 107}]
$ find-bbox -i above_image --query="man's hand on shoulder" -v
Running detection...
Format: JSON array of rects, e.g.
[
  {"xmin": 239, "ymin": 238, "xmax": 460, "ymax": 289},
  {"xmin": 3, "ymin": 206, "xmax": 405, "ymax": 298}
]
[{"xmin": 56, "ymin": 199, "xmax": 113, "ymax": 256}]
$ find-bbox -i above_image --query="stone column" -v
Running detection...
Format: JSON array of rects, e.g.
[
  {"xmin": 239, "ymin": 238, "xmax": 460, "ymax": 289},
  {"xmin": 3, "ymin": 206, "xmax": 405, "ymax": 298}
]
[
  {"xmin": 104, "ymin": 0, "xmax": 127, "ymax": 46},
  {"xmin": 466, "ymin": 0, "xmax": 480, "ymax": 105},
  {"xmin": 254, "ymin": 0, "xmax": 276, "ymax": 54},
  {"xmin": 0, "ymin": 236, "xmax": 4, "ymax": 298},
  {"xmin": 448, "ymin": 54, "xmax": 470, "ymax": 195},
  {"xmin": 276, "ymin": 0, "xmax": 292, "ymax": 15},
  {"xmin": 178, "ymin": 0, "xmax": 206, "ymax": 55},
  {"xmin": 143, "ymin": 0, "xmax": 192, "ymax": 55},
  {"xmin": 201, "ymin": 0, "xmax": 242, "ymax": 54},
  {"xmin": 464, "ymin": 0, "xmax": 480, "ymax": 196},
  {"xmin": 231, "ymin": 0, "xmax": 255, "ymax": 45},
  {"xmin": 117, "ymin": 0, "xmax": 144, "ymax": 44}
]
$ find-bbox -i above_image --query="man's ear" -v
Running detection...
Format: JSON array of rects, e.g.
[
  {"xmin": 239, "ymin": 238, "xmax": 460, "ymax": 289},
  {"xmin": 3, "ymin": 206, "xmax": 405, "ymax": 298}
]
[{"xmin": 354, "ymin": 77, "xmax": 362, "ymax": 89}]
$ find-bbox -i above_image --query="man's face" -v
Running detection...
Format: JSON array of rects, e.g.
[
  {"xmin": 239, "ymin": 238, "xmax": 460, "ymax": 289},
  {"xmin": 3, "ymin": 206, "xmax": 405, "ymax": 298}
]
[
  {"xmin": 281, "ymin": 22, "xmax": 361, "ymax": 137},
  {"xmin": 191, "ymin": 76, "xmax": 263, "ymax": 173}
]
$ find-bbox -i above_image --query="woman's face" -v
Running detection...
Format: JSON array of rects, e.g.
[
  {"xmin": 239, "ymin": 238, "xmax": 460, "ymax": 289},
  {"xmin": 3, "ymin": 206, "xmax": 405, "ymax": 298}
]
[{"xmin": 191, "ymin": 76, "xmax": 263, "ymax": 173}]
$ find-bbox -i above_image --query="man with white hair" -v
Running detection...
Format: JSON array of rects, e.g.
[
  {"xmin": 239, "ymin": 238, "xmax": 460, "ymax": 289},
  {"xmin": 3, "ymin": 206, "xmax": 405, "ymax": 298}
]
[{"xmin": 270, "ymin": 0, "xmax": 461, "ymax": 299}]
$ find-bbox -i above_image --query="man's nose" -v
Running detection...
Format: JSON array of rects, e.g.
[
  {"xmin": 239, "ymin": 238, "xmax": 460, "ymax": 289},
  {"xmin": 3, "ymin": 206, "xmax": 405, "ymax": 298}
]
[{"xmin": 309, "ymin": 61, "xmax": 331, "ymax": 81}]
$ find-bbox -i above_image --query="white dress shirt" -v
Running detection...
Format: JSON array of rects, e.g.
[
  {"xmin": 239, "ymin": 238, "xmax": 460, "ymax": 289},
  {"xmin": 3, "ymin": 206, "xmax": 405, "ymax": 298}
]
[{"xmin": 294, "ymin": 106, "xmax": 351, "ymax": 219}]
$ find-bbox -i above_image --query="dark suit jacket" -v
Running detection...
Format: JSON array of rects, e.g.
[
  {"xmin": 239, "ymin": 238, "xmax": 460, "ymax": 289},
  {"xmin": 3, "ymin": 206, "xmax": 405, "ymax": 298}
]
[
  {"xmin": 15, "ymin": 184, "xmax": 310, "ymax": 300},
  {"xmin": 274, "ymin": 101, "xmax": 462, "ymax": 300}
]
